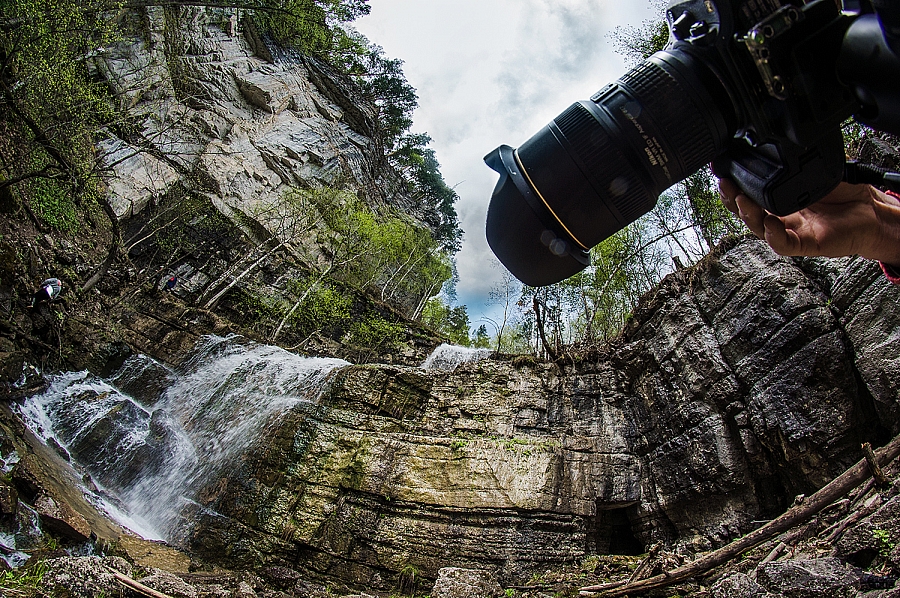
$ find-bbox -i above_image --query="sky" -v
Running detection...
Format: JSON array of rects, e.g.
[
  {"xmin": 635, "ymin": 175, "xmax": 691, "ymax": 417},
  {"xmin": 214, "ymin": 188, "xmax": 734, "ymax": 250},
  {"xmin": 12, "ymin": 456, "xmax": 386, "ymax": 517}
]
[{"xmin": 354, "ymin": 0, "xmax": 663, "ymax": 332}]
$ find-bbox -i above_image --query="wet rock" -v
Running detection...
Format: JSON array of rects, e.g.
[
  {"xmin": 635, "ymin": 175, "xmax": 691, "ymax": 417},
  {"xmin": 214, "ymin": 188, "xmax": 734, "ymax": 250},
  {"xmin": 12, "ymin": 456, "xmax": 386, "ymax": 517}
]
[
  {"xmin": 430, "ymin": 567, "xmax": 504, "ymax": 598},
  {"xmin": 33, "ymin": 493, "xmax": 91, "ymax": 542},
  {"xmin": 0, "ymin": 482, "xmax": 17, "ymax": 515}
]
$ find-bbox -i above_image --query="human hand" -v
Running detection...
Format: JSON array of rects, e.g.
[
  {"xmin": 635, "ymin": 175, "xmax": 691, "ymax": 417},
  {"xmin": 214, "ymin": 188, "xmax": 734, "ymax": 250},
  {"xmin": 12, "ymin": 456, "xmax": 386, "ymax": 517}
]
[{"xmin": 718, "ymin": 179, "xmax": 900, "ymax": 266}]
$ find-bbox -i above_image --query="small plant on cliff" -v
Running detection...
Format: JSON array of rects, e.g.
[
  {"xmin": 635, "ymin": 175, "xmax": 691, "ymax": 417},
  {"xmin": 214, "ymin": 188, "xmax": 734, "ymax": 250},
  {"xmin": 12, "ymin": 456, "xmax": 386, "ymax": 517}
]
[
  {"xmin": 347, "ymin": 314, "xmax": 404, "ymax": 350},
  {"xmin": 873, "ymin": 529, "xmax": 895, "ymax": 560},
  {"xmin": 397, "ymin": 563, "xmax": 421, "ymax": 596}
]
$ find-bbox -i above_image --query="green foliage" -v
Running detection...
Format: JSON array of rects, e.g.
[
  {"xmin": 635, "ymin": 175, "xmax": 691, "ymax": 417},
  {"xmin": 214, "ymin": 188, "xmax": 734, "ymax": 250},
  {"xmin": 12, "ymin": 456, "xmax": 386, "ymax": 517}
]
[
  {"xmin": 348, "ymin": 313, "xmax": 404, "ymax": 349},
  {"xmin": 0, "ymin": 559, "xmax": 49, "ymax": 593},
  {"xmin": 22, "ymin": 173, "xmax": 78, "ymax": 231},
  {"xmin": 678, "ymin": 168, "xmax": 742, "ymax": 249},
  {"xmin": 253, "ymin": 0, "xmax": 370, "ymax": 54},
  {"xmin": 397, "ymin": 563, "xmax": 421, "ymax": 596},
  {"xmin": 421, "ymin": 297, "xmax": 471, "ymax": 346},
  {"xmin": 311, "ymin": 189, "xmax": 453, "ymax": 316},
  {"xmin": 340, "ymin": 37, "xmax": 417, "ymax": 148},
  {"xmin": 472, "ymin": 325, "xmax": 491, "ymax": 349},
  {"xmin": 288, "ymin": 282, "xmax": 352, "ymax": 336},
  {"xmin": 390, "ymin": 133, "xmax": 462, "ymax": 252},
  {"xmin": 0, "ymin": 0, "xmax": 119, "ymax": 194},
  {"xmin": 873, "ymin": 529, "xmax": 895, "ymax": 560},
  {"xmin": 608, "ymin": 2, "xmax": 670, "ymax": 65},
  {"xmin": 236, "ymin": 289, "xmax": 286, "ymax": 326}
]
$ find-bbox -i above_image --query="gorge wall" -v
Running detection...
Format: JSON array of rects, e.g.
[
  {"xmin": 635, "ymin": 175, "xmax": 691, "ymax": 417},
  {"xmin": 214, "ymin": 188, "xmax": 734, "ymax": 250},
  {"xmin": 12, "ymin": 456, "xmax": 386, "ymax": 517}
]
[
  {"xmin": 3, "ymin": 5, "xmax": 900, "ymax": 595},
  {"xmin": 132, "ymin": 239, "xmax": 898, "ymax": 590}
]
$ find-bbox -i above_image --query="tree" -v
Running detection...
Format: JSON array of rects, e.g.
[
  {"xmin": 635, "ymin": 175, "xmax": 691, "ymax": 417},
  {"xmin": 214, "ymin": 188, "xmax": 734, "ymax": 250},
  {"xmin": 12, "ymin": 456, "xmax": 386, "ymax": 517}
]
[
  {"xmin": 472, "ymin": 324, "xmax": 491, "ymax": 349},
  {"xmin": 487, "ymin": 263, "xmax": 523, "ymax": 353},
  {"xmin": 253, "ymin": 0, "xmax": 371, "ymax": 54},
  {"xmin": 389, "ymin": 133, "xmax": 462, "ymax": 252},
  {"xmin": 607, "ymin": 0, "xmax": 669, "ymax": 66},
  {"xmin": 421, "ymin": 298, "xmax": 471, "ymax": 346}
]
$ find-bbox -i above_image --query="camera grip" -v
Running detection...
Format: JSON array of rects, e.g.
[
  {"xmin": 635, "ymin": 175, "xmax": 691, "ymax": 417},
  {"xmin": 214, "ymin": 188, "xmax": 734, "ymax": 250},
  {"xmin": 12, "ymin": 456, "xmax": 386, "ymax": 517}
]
[{"xmin": 712, "ymin": 131, "xmax": 845, "ymax": 216}]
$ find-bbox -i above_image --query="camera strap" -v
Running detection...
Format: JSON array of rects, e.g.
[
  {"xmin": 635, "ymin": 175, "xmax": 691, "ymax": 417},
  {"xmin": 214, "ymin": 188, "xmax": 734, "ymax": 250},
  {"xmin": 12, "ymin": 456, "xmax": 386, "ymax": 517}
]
[{"xmin": 844, "ymin": 161, "xmax": 900, "ymax": 194}]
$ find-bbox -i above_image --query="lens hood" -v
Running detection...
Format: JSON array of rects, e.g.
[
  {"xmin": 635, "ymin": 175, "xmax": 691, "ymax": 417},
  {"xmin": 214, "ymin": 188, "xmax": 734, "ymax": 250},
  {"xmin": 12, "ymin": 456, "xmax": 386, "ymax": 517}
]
[{"xmin": 484, "ymin": 145, "xmax": 590, "ymax": 287}]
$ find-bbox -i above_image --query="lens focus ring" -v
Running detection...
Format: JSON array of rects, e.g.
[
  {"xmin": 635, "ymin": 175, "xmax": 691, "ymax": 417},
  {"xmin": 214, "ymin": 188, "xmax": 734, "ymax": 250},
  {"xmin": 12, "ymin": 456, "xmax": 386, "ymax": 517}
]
[
  {"xmin": 554, "ymin": 103, "xmax": 650, "ymax": 223},
  {"xmin": 619, "ymin": 59, "xmax": 717, "ymax": 177}
]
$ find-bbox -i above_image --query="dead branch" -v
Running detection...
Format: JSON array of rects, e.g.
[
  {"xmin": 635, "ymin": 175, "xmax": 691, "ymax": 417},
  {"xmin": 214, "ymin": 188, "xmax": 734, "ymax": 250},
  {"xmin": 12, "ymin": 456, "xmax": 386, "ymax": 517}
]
[
  {"xmin": 111, "ymin": 570, "xmax": 174, "ymax": 598},
  {"xmin": 863, "ymin": 442, "xmax": 891, "ymax": 488},
  {"xmin": 824, "ymin": 494, "xmax": 883, "ymax": 544},
  {"xmin": 627, "ymin": 542, "xmax": 662, "ymax": 585},
  {"xmin": 579, "ymin": 433, "xmax": 900, "ymax": 596}
]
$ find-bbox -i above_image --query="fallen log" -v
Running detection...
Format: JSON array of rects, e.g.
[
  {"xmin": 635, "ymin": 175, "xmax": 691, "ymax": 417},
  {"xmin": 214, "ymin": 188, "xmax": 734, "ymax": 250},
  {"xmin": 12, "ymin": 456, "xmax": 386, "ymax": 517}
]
[{"xmin": 580, "ymin": 433, "xmax": 900, "ymax": 596}]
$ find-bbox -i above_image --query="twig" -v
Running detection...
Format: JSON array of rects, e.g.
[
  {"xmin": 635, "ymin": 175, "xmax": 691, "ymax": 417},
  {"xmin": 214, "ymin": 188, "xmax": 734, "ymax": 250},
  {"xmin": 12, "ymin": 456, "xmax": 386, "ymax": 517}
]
[
  {"xmin": 628, "ymin": 542, "xmax": 662, "ymax": 584},
  {"xmin": 110, "ymin": 570, "xmax": 174, "ymax": 598},
  {"xmin": 824, "ymin": 494, "xmax": 883, "ymax": 544},
  {"xmin": 863, "ymin": 442, "xmax": 891, "ymax": 488},
  {"xmin": 579, "ymin": 433, "xmax": 900, "ymax": 596}
]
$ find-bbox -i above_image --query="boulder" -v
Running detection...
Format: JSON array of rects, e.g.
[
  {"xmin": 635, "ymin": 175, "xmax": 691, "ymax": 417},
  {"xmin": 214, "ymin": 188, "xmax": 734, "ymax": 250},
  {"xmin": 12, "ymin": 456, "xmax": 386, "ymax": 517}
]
[
  {"xmin": 756, "ymin": 557, "xmax": 862, "ymax": 598},
  {"xmin": 710, "ymin": 572, "xmax": 781, "ymax": 598},
  {"xmin": 430, "ymin": 567, "xmax": 504, "ymax": 598}
]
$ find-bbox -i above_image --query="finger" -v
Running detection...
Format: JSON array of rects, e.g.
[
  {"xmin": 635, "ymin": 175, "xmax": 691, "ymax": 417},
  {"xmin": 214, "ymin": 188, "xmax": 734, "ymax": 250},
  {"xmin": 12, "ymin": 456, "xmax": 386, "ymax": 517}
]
[
  {"xmin": 762, "ymin": 214, "xmax": 803, "ymax": 256},
  {"xmin": 735, "ymin": 194, "xmax": 767, "ymax": 239},
  {"xmin": 717, "ymin": 179, "xmax": 741, "ymax": 215}
]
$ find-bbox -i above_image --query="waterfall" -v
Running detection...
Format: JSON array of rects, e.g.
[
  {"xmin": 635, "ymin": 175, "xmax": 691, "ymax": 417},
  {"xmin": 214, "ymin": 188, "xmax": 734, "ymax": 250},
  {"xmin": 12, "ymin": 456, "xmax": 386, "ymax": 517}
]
[
  {"xmin": 17, "ymin": 335, "xmax": 349, "ymax": 541},
  {"xmin": 421, "ymin": 343, "xmax": 491, "ymax": 371}
]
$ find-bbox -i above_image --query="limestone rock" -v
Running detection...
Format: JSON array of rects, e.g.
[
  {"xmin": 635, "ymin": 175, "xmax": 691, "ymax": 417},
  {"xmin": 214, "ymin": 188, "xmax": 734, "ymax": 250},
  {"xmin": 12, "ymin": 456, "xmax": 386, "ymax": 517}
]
[
  {"xmin": 33, "ymin": 493, "xmax": 91, "ymax": 542},
  {"xmin": 430, "ymin": 567, "xmax": 504, "ymax": 598},
  {"xmin": 175, "ymin": 239, "xmax": 900, "ymax": 589},
  {"xmin": 756, "ymin": 557, "xmax": 863, "ymax": 598},
  {"xmin": 710, "ymin": 572, "xmax": 781, "ymax": 597},
  {"xmin": 140, "ymin": 569, "xmax": 200, "ymax": 598},
  {"xmin": 37, "ymin": 556, "xmax": 125, "ymax": 598}
]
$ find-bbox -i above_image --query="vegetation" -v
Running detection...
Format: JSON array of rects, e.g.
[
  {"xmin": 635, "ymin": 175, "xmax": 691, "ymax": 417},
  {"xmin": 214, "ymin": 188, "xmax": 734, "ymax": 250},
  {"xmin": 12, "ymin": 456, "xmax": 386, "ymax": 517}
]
[
  {"xmin": 1, "ymin": 0, "xmax": 470, "ymax": 348},
  {"xmin": 0, "ymin": 560, "xmax": 48, "ymax": 595}
]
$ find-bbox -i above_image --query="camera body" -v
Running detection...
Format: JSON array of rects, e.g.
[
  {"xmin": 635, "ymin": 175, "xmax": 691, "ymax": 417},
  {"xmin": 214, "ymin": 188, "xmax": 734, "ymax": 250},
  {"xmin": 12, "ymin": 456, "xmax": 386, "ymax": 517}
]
[
  {"xmin": 484, "ymin": 0, "xmax": 900, "ymax": 287},
  {"xmin": 666, "ymin": 0, "xmax": 852, "ymax": 216}
]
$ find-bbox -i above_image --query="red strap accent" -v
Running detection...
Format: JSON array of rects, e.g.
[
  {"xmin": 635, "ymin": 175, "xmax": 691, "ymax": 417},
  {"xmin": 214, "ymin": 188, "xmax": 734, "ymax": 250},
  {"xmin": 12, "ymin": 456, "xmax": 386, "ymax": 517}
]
[{"xmin": 880, "ymin": 190, "xmax": 900, "ymax": 284}]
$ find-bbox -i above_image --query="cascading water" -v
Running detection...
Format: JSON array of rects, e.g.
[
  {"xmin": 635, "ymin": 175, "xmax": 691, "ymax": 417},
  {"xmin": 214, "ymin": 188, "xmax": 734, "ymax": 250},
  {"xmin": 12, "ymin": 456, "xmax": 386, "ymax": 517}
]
[
  {"xmin": 421, "ymin": 343, "xmax": 491, "ymax": 371},
  {"xmin": 18, "ymin": 335, "xmax": 349, "ymax": 542}
]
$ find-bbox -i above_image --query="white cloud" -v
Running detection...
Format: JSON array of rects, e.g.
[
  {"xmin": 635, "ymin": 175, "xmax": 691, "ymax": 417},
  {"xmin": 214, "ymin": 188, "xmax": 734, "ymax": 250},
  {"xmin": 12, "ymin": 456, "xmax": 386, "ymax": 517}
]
[{"xmin": 355, "ymin": 0, "xmax": 661, "ymax": 328}]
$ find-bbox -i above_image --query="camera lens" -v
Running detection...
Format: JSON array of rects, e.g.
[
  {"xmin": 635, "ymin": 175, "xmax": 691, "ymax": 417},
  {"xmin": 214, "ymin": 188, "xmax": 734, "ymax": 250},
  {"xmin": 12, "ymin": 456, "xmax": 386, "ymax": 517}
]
[{"xmin": 485, "ymin": 47, "xmax": 735, "ymax": 286}]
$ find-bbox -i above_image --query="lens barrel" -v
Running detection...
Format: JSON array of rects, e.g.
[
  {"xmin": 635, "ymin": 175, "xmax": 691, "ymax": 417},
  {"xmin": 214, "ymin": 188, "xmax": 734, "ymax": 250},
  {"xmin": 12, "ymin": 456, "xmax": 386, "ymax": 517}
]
[{"xmin": 485, "ymin": 47, "xmax": 734, "ymax": 286}]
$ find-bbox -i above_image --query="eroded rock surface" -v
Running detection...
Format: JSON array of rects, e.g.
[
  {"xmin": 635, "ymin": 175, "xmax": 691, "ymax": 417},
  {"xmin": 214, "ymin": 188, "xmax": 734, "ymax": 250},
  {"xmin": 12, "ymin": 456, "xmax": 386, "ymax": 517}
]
[{"xmin": 172, "ymin": 239, "xmax": 900, "ymax": 589}]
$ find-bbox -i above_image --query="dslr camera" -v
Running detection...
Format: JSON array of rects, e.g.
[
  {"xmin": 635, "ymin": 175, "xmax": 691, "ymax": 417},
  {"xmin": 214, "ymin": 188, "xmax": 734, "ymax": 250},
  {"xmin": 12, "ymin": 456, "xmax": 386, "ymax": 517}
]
[{"xmin": 485, "ymin": 0, "xmax": 900, "ymax": 286}]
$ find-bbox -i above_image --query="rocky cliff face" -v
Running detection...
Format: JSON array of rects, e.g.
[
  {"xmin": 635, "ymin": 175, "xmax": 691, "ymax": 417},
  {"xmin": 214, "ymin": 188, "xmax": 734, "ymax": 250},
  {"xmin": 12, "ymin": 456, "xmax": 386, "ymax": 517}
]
[
  {"xmin": 96, "ymin": 7, "xmax": 394, "ymax": 222},
  {"xmin": 167, "ymin": 239, "xmax": 899, "ymax": 589}
]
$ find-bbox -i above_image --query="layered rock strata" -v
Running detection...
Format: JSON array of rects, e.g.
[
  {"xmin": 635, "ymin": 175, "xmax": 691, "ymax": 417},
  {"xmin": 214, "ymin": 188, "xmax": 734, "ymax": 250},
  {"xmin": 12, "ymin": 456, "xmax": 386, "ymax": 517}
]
[{"xmin": 179, "ymin": 239, "xmax": 900, "ymax": 589}]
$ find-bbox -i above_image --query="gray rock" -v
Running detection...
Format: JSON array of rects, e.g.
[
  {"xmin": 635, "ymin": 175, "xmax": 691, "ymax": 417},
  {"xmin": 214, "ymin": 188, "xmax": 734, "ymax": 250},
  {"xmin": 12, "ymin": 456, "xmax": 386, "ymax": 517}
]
[
  {"xmin": 756, "ymin": 557, "xmax": 862, "ymax": 598},
  {"xmin": 140, "ymin": 570, "xmax": 200, "ymax": 598},
  {"xmin": 836, "ymin": 494, "xmax": 900, "ymax": 567},
  {"xmin": 430, "ymin": 567, "xmax": 504, "ymax": 598},
  {"xmin": 37, "ymin": 556, "xmax": 124, "ymax": 598},
  {"xmin": 710, "ymin": 572, "xmax": 781, "ymax": 598}
]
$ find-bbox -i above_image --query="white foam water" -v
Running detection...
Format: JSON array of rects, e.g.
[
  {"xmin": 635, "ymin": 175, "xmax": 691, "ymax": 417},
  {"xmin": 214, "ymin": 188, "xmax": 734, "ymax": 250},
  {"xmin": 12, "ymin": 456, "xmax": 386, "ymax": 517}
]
[
  {"xmin": 421, "ymin": 343, "xmax": 491, "ymax": 371},
  {"xmin": 17, "ymin": 335, "xmax": 349, "ymax": 542}
]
